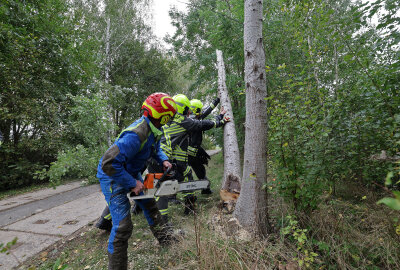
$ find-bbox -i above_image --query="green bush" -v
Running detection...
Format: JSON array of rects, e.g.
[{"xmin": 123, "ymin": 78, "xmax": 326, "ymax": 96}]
[
  {"xmin": 45, "ymin": 93, "xmax": 114, "ymax": 185},
  {"xmin": 45, "ymin": 145, "xmax": 106, "ymax": 185}
]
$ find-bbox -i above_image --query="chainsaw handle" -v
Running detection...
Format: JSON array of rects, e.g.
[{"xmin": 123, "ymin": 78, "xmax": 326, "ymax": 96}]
[
  {"xmin": 130, "ymin": 165, "xmax": 174, "ymax": 197},
  {"xmin": 159, "ymin": 165, "xmax": 173, "ymax": 183},
  {"xmin": 129, "ymin": 185, "xmax": 144, "ymax": 198}
]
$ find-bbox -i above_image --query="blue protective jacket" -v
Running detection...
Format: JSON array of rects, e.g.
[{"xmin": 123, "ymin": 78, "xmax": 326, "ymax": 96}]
[{"xmin": 96, "ymin": 116, "xmax": 168, "ymax": 191}]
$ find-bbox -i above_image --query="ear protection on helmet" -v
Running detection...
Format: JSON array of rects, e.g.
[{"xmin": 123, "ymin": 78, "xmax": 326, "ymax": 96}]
[
  {"xmin": 183, "ymin": 106, "xmax": 190, "ymax": 116},
  {"xmin": 160, "ymin": 115, "xmax": 171, "ymax": 125}
]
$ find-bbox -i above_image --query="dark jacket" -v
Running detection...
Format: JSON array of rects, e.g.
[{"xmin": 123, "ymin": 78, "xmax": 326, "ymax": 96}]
[{"xmin": 161, "ymin": 113, "xmax": 223, "ymax": 162}]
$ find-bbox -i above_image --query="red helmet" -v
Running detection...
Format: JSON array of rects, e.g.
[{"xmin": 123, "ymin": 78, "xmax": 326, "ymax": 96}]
[{"xmin": 142, "ymin": 93, "xmax": 177, "ymax": 125}]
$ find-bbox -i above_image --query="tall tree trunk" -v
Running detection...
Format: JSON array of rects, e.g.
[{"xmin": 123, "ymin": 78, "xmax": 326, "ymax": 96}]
[
  {"xmin": 216, "ymin": 49, "xmax": 241, "ymax": 193},
  {"xmin": 105, "ymin": 16, "xmax": 113, "ymax": 146},
  {"xmin": 233, "ymin": 0, "xmax": 268, "ymax": 237},
  {"xmin": 0, "ymin": 120, "xmax": 11, "ymax": 144},
  {"xmin": 105, "ymin": 17, "xmax": 111, "ymax": 84},
  {"xmin": 307, "ymin": 34, "xmax": 320, "ymax": 89},
  {"xmin": 334, "ymin": 42, "xmax": 339, "ymax": 99}
]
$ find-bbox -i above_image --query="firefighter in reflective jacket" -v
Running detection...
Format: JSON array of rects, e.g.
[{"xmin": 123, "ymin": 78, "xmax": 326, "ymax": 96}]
[
  {"xmin": 96, "ymin": 93, "xmax": 177, "ymax": 270},
  {"xmin": 188, "ymin": 98, "xmax": 228, "ymax": 194},
  {"xmin": 156, "ymin": 94, "xmax": 228, "ymax": 219}
]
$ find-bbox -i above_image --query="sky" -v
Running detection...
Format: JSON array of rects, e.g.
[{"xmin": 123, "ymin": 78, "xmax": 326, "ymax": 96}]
[
  {"xmin": 151, "ymin": 0, "xmax": 187, "ymax": 40},
  {"xmin": 150, "ymin": 0, "xmax": 399, "ymax": 45}
]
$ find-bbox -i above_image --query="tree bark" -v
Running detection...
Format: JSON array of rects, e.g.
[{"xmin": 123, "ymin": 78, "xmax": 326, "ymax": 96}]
[
  {"xmin": 216, "ymin": 49, "xmax": 242, "ymax": 193},
  {"xmin": 105, "ymin": 16, "xmax": 113, "ymax": 146},
  {"xmin": 334, "ymin": 42, "xmax": 339, "ymax": 99},
  {"xmin": 233, "ymin": 0, "xmax": 268, "ymax": 237},
  {"xmin": 105, "ymin": 17, "xmax": 111, "ymax": 84},
  {"xmin": 307, "ymin": 34, "xmax": 320, "ymax": 89}
]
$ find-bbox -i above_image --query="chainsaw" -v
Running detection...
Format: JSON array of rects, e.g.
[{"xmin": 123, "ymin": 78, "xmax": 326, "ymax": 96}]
[{"xmin": 130, "ymin": 166, "xmax": 209, "ymax": 200}]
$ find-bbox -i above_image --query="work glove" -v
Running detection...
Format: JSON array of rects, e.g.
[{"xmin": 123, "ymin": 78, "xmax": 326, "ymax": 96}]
[{"xmin": 221, "ymin": 115, "xmax": 231, "ymax": 125}]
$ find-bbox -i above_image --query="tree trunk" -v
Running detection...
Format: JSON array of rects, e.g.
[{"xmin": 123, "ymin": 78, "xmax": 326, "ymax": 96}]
[
  {"xmin": 105, "ymin": 16, "xmax": 113, "ymax": 146},
  {"xmin": 105, "ymin": 17, "xmax": 111, "ymax": 84},
  {"xmin": 216, "ymin": 49, "xmax": 241, "ymax": 193},
  {"xmin": 334, "ymin": 42, "xmax": 339, "ymax": 99},
  {"xmin": 307, "ymin": 34, "xmax": 320, "ymax": 89},
  {"xmin": 233, "ymin": 0, "xmax": 268, "ymax": 237}
]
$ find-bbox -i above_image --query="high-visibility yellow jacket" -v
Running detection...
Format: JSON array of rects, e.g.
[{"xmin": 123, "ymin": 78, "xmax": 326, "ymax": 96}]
[{"xmin": 161, "ymin": 113, "xmax": 223, "ymax": 162}]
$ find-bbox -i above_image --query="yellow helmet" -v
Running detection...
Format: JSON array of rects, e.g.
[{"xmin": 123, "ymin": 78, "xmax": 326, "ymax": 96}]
[
  {"xmin": 172, "ymin": 94, "xmax": 191, "ymax": 114},
  {"xmin": 190, "ymin": 99, "xmax": 203, "ymax": 116}
]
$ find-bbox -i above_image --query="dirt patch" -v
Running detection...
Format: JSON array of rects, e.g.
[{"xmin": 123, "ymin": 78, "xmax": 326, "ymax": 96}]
[
  {"xmin": 33, "ymin": 219, "xmax": 49, "ymax": 224},
  {"xmin": 63, "ymin": 220, "xmax": 79, "ymax": 225}
]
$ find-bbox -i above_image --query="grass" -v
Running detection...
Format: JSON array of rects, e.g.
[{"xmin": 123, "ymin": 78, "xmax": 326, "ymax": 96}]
[{"xmin": 18, "ymin": 151, "xmax": 400, "ymax": 269}]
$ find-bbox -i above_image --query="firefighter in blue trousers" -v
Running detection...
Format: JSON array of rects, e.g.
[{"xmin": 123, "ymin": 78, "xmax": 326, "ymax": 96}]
[{"xmin": 96, "ymin": 93, "xmax": 177, "ymax": 270}]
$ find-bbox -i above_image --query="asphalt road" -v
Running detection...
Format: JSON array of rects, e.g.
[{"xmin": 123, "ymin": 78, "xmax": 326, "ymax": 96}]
[{"xmin": 0, "ymin": 183, "xmax": 104, "ymax": 270}]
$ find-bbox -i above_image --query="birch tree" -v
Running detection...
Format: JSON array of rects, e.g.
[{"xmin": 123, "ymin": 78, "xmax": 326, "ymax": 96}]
[
  {"xmin": 216, "ymin": 50, "xmax": 241, "ymax": 193},
  {"xmin": 233, "ymin": 0, "xmax": 268, "ymax": 236}
]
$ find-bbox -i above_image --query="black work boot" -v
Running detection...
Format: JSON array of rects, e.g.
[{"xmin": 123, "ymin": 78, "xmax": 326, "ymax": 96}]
[
  {"xmin": 96, "ymin": 217, "xmax": 112, "ymax": 232},
  {"xmin": 201, "ymin": 188, "xmax": 213, "ymax": 195},
  {"xmin": 183, "ymin": 195, "xmax": 197, "ymax": 215},
  {"xmin": 95, "ymin": 207, "xmax": 112, "ymax": 232},
  {"xmin": 108, "ymin": 251, "xmax": 128, "ymax": 270}
]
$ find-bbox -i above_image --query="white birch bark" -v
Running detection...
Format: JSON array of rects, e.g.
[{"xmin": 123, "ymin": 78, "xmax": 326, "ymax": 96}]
[
  {"xmin": 334, "ymin": 43, "xmax": 339, "ymax": 99},
  {"xmin": 307, "ymin": 34, "xmax": 320, "ymax": 89},
  {"xmin": 105, "ymin": 17, "xmax": 111, "ymax": 84},
  {"xmin": 105, "ymin": 16, "xmax": 113, "ymax": 146},
  {"xmin": 233, "ymin": 0, "xmax": 268, "ymax": 236},
  {"xmin": 216, "ymin": 50, "xmax": 241, "ymax": 193}
]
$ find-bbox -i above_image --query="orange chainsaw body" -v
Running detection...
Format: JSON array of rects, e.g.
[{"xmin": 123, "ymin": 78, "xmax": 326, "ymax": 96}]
[{"xmin": 143, "ymin": 173, "xmax": 164, "ymax": 189}]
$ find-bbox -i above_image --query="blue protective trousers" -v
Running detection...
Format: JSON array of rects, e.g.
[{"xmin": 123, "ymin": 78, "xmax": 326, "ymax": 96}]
[{"xmin": 99, "ymin": 180, "xmax": 159, "ymax": 255}]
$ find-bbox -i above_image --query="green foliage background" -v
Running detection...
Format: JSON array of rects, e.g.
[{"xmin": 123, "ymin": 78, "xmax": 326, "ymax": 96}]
[
  {"xmin": 0, "ymin": 0, "xmax": 399, "ymax": 215},
  {"xmin": 167, "ymin": 0, "xmax": 400, "ymax": 212},
  {"xmin": 0, "ymin": 0, "xmax": 183, "ymax": 189}
]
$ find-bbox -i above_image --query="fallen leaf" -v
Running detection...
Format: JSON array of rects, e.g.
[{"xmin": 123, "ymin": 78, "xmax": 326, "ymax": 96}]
[{"xmin": 40, "ymin": 251, "xmax": 48, "ymax": 258}]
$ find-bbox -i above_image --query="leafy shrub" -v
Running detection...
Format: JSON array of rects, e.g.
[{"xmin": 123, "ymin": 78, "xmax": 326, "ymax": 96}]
[
  {"xmin": 45, "ymin": 145, "xmax": 106, "ymax": 185},
  {"xmin": 44, "ymin": 93, "xmax": 114, "ymax": 185}
]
